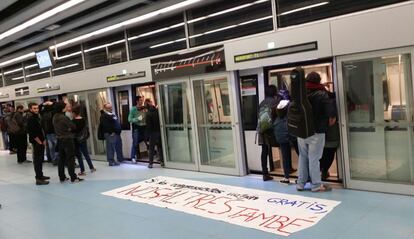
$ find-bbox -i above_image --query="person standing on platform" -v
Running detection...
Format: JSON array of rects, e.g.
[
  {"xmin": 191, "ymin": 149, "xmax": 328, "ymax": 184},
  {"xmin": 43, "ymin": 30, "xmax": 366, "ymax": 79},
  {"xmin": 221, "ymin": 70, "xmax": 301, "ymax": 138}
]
[
  {"xmin": 257, "ymin": 85, "xmax": 279, "ymax": 181},
  {"xmin": 296, "ymin": 72, "xmax": 335, "ymax": 192},
  {"xmin": 100, "ymin": 102, "xmax": 124, "ymax": 166},
  {"xmin": 128, "ymin": 96, "xmax": 147, "ymax": 163},
  {"xmin": 40, "ymin": 101, "xmax": 59, "ymax": 165},
  {"xmin": 53, "ymin": 102, "xmax": 83, "ymax": 183},
  {"xmin": 72, "ymin": 104, "xmax": 95, "ymax": 175},
  {"xmin": 145, "ymin": 100, "xmax": 163, "ymax": 168},
  {"xmin": 13, "ymin": 105, "xmax": 29, "ymax": 164},
  {"xmin": 27, "ymin": 103, "xmax": 49, "ymax": 185}
]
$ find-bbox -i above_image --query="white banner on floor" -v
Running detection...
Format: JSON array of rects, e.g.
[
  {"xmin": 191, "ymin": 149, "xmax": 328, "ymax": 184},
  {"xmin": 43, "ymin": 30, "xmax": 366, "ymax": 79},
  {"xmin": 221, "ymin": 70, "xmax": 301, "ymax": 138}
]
[{"xmin": 102, "ymin": 176, "xmax": 340, "ymax": 236}]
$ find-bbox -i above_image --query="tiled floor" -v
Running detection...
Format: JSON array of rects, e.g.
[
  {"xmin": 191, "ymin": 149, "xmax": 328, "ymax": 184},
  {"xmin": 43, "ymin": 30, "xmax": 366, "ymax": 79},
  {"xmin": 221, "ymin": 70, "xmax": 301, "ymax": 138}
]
[{"xmin": 1, "ymin": 151, "xmax": 414, "ymax": 239}]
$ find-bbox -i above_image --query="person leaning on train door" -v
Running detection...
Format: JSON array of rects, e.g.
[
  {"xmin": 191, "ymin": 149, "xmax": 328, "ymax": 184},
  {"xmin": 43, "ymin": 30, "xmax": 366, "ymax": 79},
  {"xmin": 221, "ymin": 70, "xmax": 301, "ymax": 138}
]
[
  {"xmin": 296, "ymin": 72, "xmax": 336, "ymax": 192},
  {"xmin": 128, "ymin": 96, "xmax": 147, "ymax": 163}
]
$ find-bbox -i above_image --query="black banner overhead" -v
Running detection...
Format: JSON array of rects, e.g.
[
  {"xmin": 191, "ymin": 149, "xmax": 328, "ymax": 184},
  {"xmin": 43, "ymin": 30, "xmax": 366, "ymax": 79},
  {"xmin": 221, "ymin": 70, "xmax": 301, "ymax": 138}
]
[{"xmin": 150, "ymin": 46, "xmax": 226, "ymax": 81}]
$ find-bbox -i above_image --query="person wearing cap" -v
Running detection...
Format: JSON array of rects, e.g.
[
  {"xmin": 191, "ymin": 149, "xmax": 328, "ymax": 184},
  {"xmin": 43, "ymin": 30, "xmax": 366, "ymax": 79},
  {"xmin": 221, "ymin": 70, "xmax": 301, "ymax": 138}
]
[
  {"xmin": 52, "ymin": 102, "xmax": 84, "ymax": 183},
  {"xmin": 296, "ymin": 72, "xmax": 336, "ymax": 192},
  {"xmin": 274, "ymin": 100, "xmax": 297, "ymax": 184}
]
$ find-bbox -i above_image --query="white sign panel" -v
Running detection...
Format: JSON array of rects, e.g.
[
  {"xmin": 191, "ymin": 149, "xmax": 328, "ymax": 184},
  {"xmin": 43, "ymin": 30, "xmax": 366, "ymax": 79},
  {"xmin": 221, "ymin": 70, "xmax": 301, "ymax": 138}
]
[{"xmin": 102, "ymin": 176, "xmax": 340, "ymax": 236}]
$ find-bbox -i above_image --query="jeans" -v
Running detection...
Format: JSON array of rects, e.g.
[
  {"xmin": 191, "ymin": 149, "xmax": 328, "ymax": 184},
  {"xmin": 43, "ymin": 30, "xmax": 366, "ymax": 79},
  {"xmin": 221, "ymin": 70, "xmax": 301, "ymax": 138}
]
[
  {"xmin": 105, "ymin": 133, "xmax": 124, "ymax": 163},
  {"xmin": 297, "ymin": 133, "xmax": 325, "ymax": 190},
  {"xmin": 279, "ymin": 142, "xmax": 293, "ymax": 179},
  {"xmin": 130, "ymin": 128, "xmax": 146, "ymax": 159},
  {"xmin": 46, "ymin": 134, "xmax": 59, "ymax": 162},
  {"xmin": 148, "ymin": 132, "xmax": 163, "ymax": 164},
  {"xmin": 75, "ymin": 141, "xmax": 94, "ymax": 172},
  {"xmin": 1, "ymin": 131, "xmax": 9, "ymax": 150},
  {"xmin": 32, "ymin": 143, "xmax": 45, "ymax": 179},
  {"xmin": 57, "ymin": 138, "xmax": 77, "ymax": 181}
]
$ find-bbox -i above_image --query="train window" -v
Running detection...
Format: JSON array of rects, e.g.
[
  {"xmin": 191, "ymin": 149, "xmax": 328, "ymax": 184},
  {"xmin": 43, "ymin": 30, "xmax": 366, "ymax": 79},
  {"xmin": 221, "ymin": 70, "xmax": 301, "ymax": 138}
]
[
  {"xmin": 240, "ymin": 75, "xmax": 259, "ymax": 130},
  {"xmin": 52, "ymin": 44, "xmax": 84, "ymax": 76},
  {"xmin": 276, "ymin": 0, "xmax": 409, "ymax": 28},
  {"xmin": 83, "ymin": 30, "xmax": 127, "ymax": 69},
  {"xmin": 127, "ymin": 14, "xmax": 186, "ymax": 60},
  {"xmin": 23, "ymin": 58, "xmax": 51, "ymax": 82},
  {"xmin": 186, "ymin": 0, "xmax": 273, "ymax": 47},
  {"xmin": 3, "ymin": 63, "xmax": 24, "ymax": 86}
]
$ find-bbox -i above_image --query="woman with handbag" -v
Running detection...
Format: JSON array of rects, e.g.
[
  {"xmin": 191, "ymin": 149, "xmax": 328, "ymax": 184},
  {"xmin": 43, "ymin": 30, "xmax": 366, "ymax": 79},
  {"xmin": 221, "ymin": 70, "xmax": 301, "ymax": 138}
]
[{"xmin": 72, "ymin": 104, "xmax": 96, "ymax": 175}]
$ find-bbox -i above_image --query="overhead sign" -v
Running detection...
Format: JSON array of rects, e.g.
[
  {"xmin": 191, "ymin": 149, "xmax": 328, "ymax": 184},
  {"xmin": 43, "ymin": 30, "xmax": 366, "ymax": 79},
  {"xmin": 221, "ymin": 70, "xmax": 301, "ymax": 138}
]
[
  {"xmin": 15, "ymin": 87, "xmax": 29, "ymax": 97},
  {"xmin": 0, "ymin": 93, "xmax": 10, "ymax": 99},
  {"xmin": 151, "ymin": 46, "xmax": 226, "ymax": 81},
  {"xmin": 102, "ymin": 176, "xmax": 340, "ymax": 237},
  {"xmin": 234, "ymin": 42, "xmax": 318, "ymax": 63},
  {"xmin": 106, "ymin": 71, "xmax": 146, "ymax": 82}
]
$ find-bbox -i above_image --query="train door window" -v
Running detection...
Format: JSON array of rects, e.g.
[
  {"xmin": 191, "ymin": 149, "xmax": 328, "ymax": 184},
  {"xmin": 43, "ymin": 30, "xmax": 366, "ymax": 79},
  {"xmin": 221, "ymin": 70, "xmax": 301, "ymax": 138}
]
[
  {"xmin": 117, "ymin": 90, "xmax": 130, "ymax": 130},
  {"xmin": 135, "ymin": 84, "xmax": 156, "ymax": 106},
  {"xmin": 240, "ymin": 75, "xmax": 259, "ymax": 130}
]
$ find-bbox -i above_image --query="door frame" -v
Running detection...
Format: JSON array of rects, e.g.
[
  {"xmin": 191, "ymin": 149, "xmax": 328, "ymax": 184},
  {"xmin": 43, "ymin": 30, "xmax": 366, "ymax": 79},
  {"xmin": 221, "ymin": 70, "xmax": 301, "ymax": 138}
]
[
  {"xmin": 157, "ymin": 77, "xmax": 199, "ymax": 171},
  {"xmin": 336, "ymin": 46, "xmax": 414, "ymax": 195},
  {"xmin": 156, "ymin": 72, "xmax": 246, "ymax": 176}
]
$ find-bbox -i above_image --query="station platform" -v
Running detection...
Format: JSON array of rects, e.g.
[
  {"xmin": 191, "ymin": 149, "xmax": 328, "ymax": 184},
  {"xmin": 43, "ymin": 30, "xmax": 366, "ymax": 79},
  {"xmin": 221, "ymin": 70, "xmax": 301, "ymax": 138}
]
[{"xmin": 0, "ymin": 151, "xmax": 413, "ymax": 239}]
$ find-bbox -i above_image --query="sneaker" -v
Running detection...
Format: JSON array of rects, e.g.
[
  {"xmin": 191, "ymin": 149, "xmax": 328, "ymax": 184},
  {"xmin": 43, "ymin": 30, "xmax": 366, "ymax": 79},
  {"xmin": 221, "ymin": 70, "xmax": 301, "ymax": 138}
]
[
  {"xmin": 280, "ymin": 178, "xmax": 290, "ymax": 184},
  {"xmin": 71, "ymin": 177, "xmax": 84, "ymax": 183},
  {"xmin": 311, "ymin": 184, "xmax": 332, "ymax": 192},
  {"xmin": 40, "ymin": 176, "xmax": 50, "ymax": 180},
  {"xmin": 263, "ymin": 175, "xmax": 273, "ymax": 181},
  {"xmin": 131, "ymin": 158, "xmax": 136, "ymax": 164},
  {"xmin": 90, "ymin": 168, "xmax": 96, "ymax": 173},
  {"xmin": 148, "ymin": 164, "xmax": 153, "ymax": 168},
  {"xmin": 36, "ymin": 179, "xmax": 49, "ymax": 185},
  {"xmin": 78, "ymin": 171, "xmax": 86, "ymax": 176}
]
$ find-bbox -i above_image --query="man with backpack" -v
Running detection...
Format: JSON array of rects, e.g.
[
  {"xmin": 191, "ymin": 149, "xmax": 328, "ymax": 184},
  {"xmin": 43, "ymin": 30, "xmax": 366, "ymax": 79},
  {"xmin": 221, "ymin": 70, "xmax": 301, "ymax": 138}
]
[
  {"xmin": 257, "ymin": 85, "xmax": 279, "ymax": 181},
  {"xmin": 11, "ymin": 105, "xmax": 29, "ymax": 163},
  {"xmin": 4, "ymin": 105, "xmax": 17, "ymax": 154}
]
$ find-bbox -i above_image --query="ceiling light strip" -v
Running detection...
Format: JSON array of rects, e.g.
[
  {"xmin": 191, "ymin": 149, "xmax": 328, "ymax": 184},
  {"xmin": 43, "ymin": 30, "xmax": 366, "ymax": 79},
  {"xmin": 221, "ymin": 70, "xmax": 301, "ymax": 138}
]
[
  {"xmin": 52, "ymin": 0, "xmax": 202, "ymax": 49},
  {"xmin": 279, "ymin": 2, "xmax": 329, "ymax": 16},
  {"xmin": 0, "ymin": 0, "xmax": 85, "ymax": 41}
]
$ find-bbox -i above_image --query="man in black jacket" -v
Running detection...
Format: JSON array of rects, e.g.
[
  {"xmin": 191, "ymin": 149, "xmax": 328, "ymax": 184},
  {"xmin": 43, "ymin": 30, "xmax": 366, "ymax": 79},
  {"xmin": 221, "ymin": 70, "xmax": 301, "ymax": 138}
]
[
  {"xmin": 145, "ymin": 100, "xmax": 163, "ymax": 168},
  {"xmin": 296, "ymin": 72, "xmax": 336, "ymax": 192},
  {"xmin": 14, "ymin": 105, "xmax": 29, "ymax": 164},
  {"xmin": 27, "ymin": 103, "xmax": 49, "ymax": 185},
  {"xmin": 53, "ymin": 102, "xmax": 83, "ymax": 183},
  {"xmin": 100, "ymin": 103, "xmax": 124, "ymax": 166}
]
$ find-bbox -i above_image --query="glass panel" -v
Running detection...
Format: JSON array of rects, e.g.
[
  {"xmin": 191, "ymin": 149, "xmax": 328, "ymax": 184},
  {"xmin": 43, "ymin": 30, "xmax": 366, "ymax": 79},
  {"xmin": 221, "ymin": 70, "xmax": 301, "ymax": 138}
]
[
  {"xmin": 3, "ymin": 63, "xmax": 24, "ymax": 86},
  {"xmin": 83, "ymin": 31, "xmax": 127, "ymax": 69},
  {"xmin": 343, "ymin": 53, "xmax": 414, "ymax": 184},
  {"xmin": 127, "ymin": 14, "xmax": 186, "ymax": 60},
  {"xmin": 276, "ymin": 0, "xmax": 408, "ymax": 28},
  {"xmin": 23, "ymin": 58, "xmax": 50, "ymax": 82},
  {"xmin": 87, "ymin": 90, "xmax": 108, "ymax": 156},
  {"xmin": 160, "ymin": 82, "xmax": 193, "ymax": 164},
  {"xmin": 187, "ymin": 0, "xmax": 273, "ymax": 47},
  {"xmin": 52, "ymin": 44, "xmax": 83, "ymax": 76},
  {"xmin": 0, "ymin": 73, "xmax": 3, "ymax": 87},
  {"xmin": 193, "ymin": 78, "xmax": 235, "ymax": 168},
  {"xmin": 117, "ymin": 91, "xmax": 130, "ymax": 130},
  {"xmin": 240, "ymin": 75, "xmax": 258, "ymax": 130}
]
